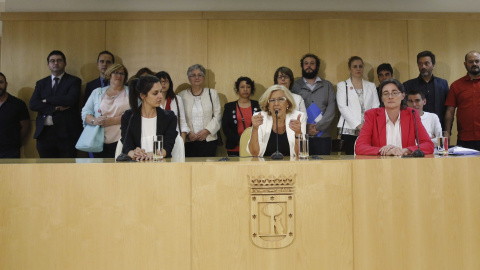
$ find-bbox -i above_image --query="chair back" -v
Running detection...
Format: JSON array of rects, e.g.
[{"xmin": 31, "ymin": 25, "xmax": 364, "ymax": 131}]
[{"xmin": 239, "ymin": 127, "xmax": 253, "ymax": 157}]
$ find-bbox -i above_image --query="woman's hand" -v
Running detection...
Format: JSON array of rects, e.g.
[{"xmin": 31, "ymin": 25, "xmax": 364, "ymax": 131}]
[
  {"xmin": 188, "ymin": 132, "xmax": 198, "ymax": 141},
  {"xmin": 289, "ymin": 114, "xmax": 302, "ymax": 135},
  {"xmin": 128, "ymin": 147, "xmax": 150, "ymax": 161},
  {"xmin": 196, "ymin": 129, "xmax": 210, "ymax": 141},
  {"xmin": 251, "ymin": 114, "xmax": 264, "ymax": 129},
  {"xmin": 96, "ymin": 116, "xmax": 107, "ymax": 127},
  {"xmin": 379, "ymin": 145, "xmax": 406, "ymax": 156}
]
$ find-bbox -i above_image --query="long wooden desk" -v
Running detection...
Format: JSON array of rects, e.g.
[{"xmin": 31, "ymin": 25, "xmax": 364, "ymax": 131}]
[{"xmin": 0, "ymin": 156, "xmax": 479, "ymax": 270}]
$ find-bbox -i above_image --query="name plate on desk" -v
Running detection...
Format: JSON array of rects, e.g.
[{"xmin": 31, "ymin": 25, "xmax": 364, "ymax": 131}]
[{"xmin": 249, "ymin": 175, "xmax": 295, "ymax": 249}]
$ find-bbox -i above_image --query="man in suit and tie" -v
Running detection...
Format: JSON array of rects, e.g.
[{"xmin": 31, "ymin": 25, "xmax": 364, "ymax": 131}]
[
  {"xmin": 83, "ymin": 50, "xmax": 114, "ymax": 105},
  {"xmin": 30, "ymin": 50, "xmax": 82, "ymax": 158}
]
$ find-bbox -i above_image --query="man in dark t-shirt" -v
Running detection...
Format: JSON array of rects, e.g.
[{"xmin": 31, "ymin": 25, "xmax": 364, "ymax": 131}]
[{"xmin": 0, "ymin": 72, "xmax": 30, "ymax": 158}]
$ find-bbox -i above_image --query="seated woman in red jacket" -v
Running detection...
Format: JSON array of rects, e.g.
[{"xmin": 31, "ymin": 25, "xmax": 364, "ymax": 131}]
[{"xmin": 355, "ymin": 79, "xmax": 434, "ymax": 156}]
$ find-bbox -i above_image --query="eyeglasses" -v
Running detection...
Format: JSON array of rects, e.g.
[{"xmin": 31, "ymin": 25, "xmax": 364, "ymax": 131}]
[
  {"xmin": 160, "ymin": 80, "xmax": 169, "ymax": 85},
  {"xmin": 49, "ymin": 59, "xmax": 64, "ymax": 64},
  {"xmin": 268, "ymin": 97, "xmax": 287, "ymax": 104},
  {"xmin": 112, "ymin": 71, "xmax": 126, "ymax": 76},
  {"xmin": 382, "ymin": 91, "xmax": 402, "ymax": 97},
  {"xmin": 189, "ymin": 74, "xmax": 204, "ymax": 79},
  {"xmin": 277, "ymin": 75, "xmax": 289, "ymax": 80}
]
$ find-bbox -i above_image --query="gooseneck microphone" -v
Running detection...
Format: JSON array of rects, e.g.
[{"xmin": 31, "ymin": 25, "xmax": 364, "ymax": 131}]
[
  {"xmin": 410, "ymin": 109, "xmax": 425, "ymax": 158},
  {"xmin": 271, "ymin": 109, "xmax": 284, "ymax": 160},
  {"xmin": 116, "ymin": 114, "xmax": 134, "ymax": 162}
]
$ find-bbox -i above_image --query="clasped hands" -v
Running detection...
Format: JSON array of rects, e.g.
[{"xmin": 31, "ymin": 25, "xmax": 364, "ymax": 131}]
[
  {"xmin": 379, "ymin": 145, "xmax": 412, "ymax": 156},
  {"xmin": 128, "ymin": 147, "xmax": 165, "ymax": 161},
  {"xmin": 188, "ymin": 129, "xmax": 210, "ymax": 141}
]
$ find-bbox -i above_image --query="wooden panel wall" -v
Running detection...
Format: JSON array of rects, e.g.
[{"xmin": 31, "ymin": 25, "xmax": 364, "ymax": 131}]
[{"xmin": 1, "ymin": 12, "xmax": 479, "ymax": 157}]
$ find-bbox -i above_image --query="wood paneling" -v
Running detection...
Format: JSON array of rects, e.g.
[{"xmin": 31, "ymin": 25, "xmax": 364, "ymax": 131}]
[
  {"xmin": 352, "ymin": 157, "xmax": 480, "ymax": 270},
  {"xmin": 0, "ymin": 162, "xmax": 191, "ymax": 270},
  {"xmin": 106, "ymin": 20, "xmax": 207, "ymax": 94},
  {"xmin": 207, "ymin": 20, "xmax": 309, "ymax": 103},
  {"xmin": 310, "ymin": 20, "xmax": 409, "ymax": 85},
  {"xmin": 191, "ymin": 161, "xmax": 353, "ymax": 270}
]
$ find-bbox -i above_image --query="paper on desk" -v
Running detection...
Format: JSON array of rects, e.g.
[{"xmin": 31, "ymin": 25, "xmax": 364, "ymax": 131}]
[{"xmin": 448, "ymin": 146, "xmax": 480, "ymax": 155}]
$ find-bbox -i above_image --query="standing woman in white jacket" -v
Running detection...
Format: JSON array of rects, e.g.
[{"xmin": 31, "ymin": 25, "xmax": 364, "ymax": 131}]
[
  {"xmin": 337, "ymin": 56, "xmax": 380, "ymax": 155},
  {"xmin": 178, "ymin": 64, "xmax": 221, "ymax": 157}
]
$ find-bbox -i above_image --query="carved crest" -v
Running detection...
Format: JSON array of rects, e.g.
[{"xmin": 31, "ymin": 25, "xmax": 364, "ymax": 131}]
[{"xmin": 249, "ymin": 175, "xmax": 295, "ymax": 249}]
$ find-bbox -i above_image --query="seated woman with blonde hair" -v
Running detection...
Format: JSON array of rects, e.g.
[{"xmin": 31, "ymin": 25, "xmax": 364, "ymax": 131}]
[{"xmin": 248, "ymin": 85, "xmax": 306, "ymax": 158}]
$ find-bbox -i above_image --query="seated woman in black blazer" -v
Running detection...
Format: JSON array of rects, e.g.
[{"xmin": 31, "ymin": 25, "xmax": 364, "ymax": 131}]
[
  {"xmin": 222, "ymin": 76, "xmax": 261, "ymax": 156},
  {"xmin": 120, "ymin": 75, "xmax": 178, "ymax": 161}
]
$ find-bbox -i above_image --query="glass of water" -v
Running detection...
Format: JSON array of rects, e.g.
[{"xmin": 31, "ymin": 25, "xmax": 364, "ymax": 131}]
[
  {"xmin": 297, "ymin": 134, "xmax": 309, "ymax": 159},
  {"xmin": 437, "ymin": 131, "xmax": 448, "ymax": 155},
  {"xmin": 153, "ymin": 135, "xmax": 164, "ymax": 161}
]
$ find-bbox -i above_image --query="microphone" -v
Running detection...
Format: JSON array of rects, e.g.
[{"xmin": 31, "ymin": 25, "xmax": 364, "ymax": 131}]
[
  {"xmin": 271, "ymin": 109, "xmax": 284, "ymax": 160},
  {"xmin": 116, "ymin": 113, "xmax": 134, "ymax": 162},
  {"xmin": 410, "ymin": 109, "xmax": 425, "ymax": 158}
]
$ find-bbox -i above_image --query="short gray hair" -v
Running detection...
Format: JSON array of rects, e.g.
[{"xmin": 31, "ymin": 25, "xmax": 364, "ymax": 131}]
[{"xmin": 187, "ymin": 64, "xmax": 206, "ymax": 77}]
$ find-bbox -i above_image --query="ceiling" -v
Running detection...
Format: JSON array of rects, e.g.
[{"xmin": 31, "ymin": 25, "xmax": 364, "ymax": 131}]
[{"xmin": 4, "ymin": 0, "xmax": 480, "ymax": 13}]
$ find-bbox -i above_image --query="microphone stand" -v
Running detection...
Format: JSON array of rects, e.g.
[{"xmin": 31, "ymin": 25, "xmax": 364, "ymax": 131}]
[
  {"xmin": 410, "ymin": 109, "xmax": 425, "ymax": 157},
  {"xmin": 116, "ymin": 114, "xmax": 134, "ymax": 162},
  {"xmin": 271, "ymin": 110, "xmax": 284, "ymax": 160}
]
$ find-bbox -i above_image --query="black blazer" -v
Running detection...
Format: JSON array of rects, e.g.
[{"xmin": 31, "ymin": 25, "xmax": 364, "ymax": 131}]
[
  {"xmin": 30, "ymin": 73, "xmax": 82, "ymax": 139},
  {"xmin": 84, "ymin": 77, "xmax": 103, "ymax": 105},
  {"xmin": 222, "ymin": 100, "xmax": 260, "ymax": 150},
  {"xmin": 120, "ymin": 107, "xmax": 178, "ymax": 158}
]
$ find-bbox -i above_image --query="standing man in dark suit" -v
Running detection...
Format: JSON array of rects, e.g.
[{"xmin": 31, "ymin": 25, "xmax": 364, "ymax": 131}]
[
  {"xmin": 30, "ymin": 50, "xmax": 82, "ymax": 158},
  {"xmin": 83, "ymin": 50, "xmax": 115, "ymax": 105},
  {"xmin": 403, "ymin": 51, "xmax": 449, "ymax": 129}
]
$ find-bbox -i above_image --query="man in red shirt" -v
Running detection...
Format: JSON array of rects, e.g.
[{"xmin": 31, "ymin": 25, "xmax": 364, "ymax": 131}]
[{"xmin": 445, "ymin": 51, "xmax": 480, "ymax": 150}]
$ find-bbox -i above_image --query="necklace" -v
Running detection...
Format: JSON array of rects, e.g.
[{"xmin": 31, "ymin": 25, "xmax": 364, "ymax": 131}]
[{"xmin": 190, "ymin": 88, "xmax": 204, "ymax": 96}]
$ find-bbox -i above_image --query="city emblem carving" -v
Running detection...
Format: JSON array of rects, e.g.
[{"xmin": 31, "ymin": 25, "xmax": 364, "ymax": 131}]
[{"xmin": 249, "ymin": 174, "xmax": 295, "ymax": 249}]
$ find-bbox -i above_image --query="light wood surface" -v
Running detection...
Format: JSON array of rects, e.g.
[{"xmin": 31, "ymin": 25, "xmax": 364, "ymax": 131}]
[
  {"xmin": 352, "ymin": 156, "xmax": 480, "ymax": 270},
  {"xmin": 0, "ymin": 162, "xmax": 191, "ymax": 270},
  {"xmin": 1, "ymin": 156, "xmax": 480, "ymax": 269}
]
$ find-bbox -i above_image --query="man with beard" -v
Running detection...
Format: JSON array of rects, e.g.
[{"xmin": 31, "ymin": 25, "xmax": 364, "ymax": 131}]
[
  {"xmin": 445, "ymin": 51, "xmax": 480, "ymax": 150},
  {"xmin": 30, "ymin": 50, "xmax": 82, "ymax": 158},
  {"xmin": 403, "ymin": 51, "xmax": 449, "ymax": 129},
  {"xmin": 0, "ymin": 72, "xmax": 30, "ymax": 158},
  {"xmin": 83, "ymin": 51, "xmax": 114, "ymax": 105},
  {"xmin": 292, "ymin": 53, "xmax": 336, "ymax": 155}
]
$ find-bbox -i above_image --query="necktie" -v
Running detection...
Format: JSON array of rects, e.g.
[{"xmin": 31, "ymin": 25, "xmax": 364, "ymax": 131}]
[{"xmin": 52, "ymin": 77, "xmax": 59, "ymax": 95}]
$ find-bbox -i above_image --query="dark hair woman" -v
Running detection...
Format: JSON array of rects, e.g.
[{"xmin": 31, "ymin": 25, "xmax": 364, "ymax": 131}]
[
  {"xmin": 119, "ymin": 75, "xmax": 178, "ymax": 161},
  {"xmin": 221, "ymin": 76, "xmax": 261, "ymax": 156}
]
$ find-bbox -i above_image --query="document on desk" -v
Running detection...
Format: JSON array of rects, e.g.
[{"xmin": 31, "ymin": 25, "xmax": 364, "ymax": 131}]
[
  {"xmin": 306, "ymin": 103, "xmax": 323, "ymax": 137},
  {"xmin": 448, "ymin": 146, "xmax": 480, "ymax": 155}
]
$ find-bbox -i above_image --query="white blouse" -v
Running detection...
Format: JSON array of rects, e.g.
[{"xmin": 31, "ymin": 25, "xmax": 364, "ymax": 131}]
[{"xmin": 140, "ymin": 116, "xmax": 157, "ymax": 152}]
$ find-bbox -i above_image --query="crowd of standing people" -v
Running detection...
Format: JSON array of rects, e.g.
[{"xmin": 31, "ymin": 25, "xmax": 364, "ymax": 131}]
[{"xmin": 1, "ymin": 49, "xmax": 480, "ymax": 159}]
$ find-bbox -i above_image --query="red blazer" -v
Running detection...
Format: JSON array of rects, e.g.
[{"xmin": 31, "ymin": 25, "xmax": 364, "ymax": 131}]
[{"xmin": 355, "ymin": 107, "xmax": 434, "ymax": 155}]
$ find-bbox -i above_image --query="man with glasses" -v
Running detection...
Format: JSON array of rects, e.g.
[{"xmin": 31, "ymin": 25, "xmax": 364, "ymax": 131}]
[
  {"xmin": 403, "ymin": 51, "xmax": 449, "ymax": 129},
  {"xmin": 292, "ymin": 53, "xmax": 336, "ymax": 155},
  {"xmin": 84, "ymin": 51, "xmax": 115, "ymax": 105},
  {"xmin": 30, "ymin": 50, "xmax": 82, "ymax": 158}
]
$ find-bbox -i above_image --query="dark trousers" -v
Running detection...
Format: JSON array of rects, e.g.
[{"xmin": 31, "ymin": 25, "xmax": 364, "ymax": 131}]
[
  {"xmin": 456, "ymin": 140, "xmax": 480, "ymax": 151},
  {"xmin": 309, "ymin": 137, "xmax": 331, "ymax": 155},
  {"xmin": 93, "ymin": 141, "xmax": 118, "ymax": 158},
  {"xmin": 0, "ymin": 148, "xmax": 21, "ymax": 158},
  {"xmin": 36, "ymin": 126, "xmax": 77, "ymax": 158},
  {"xmin": 341, "ymin": 134, "xmax": 358, "ymax": 155},
  {"xmin": 185, "ymin": 140, "xmax": 218, "ymax": 157}
]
